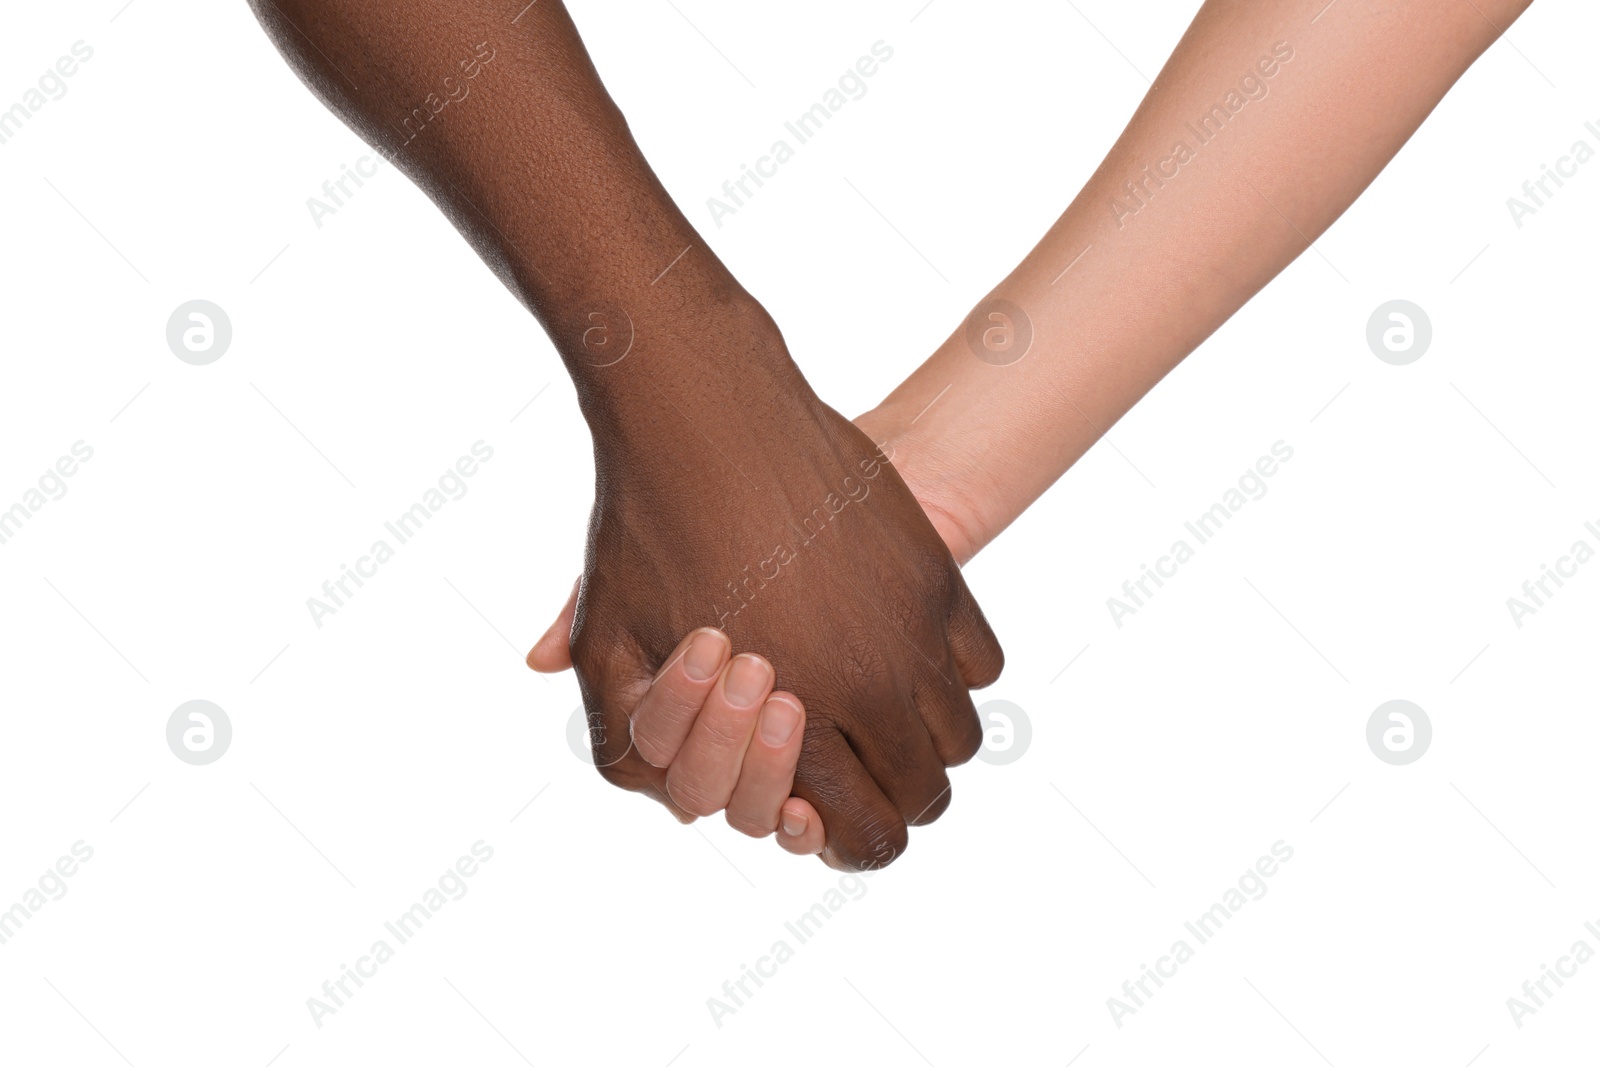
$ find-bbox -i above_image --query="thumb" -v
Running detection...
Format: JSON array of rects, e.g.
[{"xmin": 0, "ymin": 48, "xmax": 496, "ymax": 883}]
[{"xmin": 526, "ymin": 577, "xmax": 580, "ymax": 672}]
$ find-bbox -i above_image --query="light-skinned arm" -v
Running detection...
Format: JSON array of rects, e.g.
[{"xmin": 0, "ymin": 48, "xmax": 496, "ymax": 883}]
[
  {"xmin": 860, "ymin": 0, "xmax": 1537, "ymax": 563},
  {"xmin": 543, "ymin": 0, "xmax": 1540, "ymax": 860}
]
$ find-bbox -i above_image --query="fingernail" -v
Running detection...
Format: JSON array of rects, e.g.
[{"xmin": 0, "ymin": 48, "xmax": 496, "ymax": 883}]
[
  {"xmin": 781, "ymin": 808, "xmax": 808, "ymax": 838},
  {"xmin": 758, "ymin": 697, "xmax": 800, "ymax": 746},
  {"xmin": 683, "ymin": 630, "xmax": 726, "ymax": 681},
  {"xmin": 723, "ymin": 654, "xmax": 771, "ymax": 708}
]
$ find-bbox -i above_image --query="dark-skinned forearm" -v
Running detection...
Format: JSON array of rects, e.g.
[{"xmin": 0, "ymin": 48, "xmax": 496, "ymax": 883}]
[{"xmin": 247, "ymin": 0, "xmax": 800, "ymax": 438}]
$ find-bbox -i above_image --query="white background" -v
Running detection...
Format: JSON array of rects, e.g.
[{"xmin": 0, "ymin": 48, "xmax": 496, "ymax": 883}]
[{"xmin": 2, "ymin": 1, "xmax": 1597, "ymax": 1064}]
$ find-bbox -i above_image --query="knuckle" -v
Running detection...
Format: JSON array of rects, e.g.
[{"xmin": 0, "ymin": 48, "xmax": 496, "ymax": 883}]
[
  {"xmin": 696, "ymin": 709, "xmax": 757, "ymax": 752},
  {"xmin": 665, "ymin": 774, "xmax": 724, "ymax": 819},
  {"xmin": 725, "ymin": 809, "xmax": 775, "ymax": 838},
  {"xmin": 631, "ymin": 731, "xmax": 674, "ymax": 768},
  {"xmin": 975, "ymin": 640, "xmax": 1005, "ymax": 687},
  {"xmin": 632, "ymin": 696, "xmax": 700, "ymax": 760},
  {"xmin": 926, "ymin": 691, "xmax": 985, "ymax": 766},
  {"xmin": 832, "ymin": 812, "xmax": 908, "ymax": 871},
  {"xmin": 630, "ymin": 708, "xmax": 682, "ymax": 764},
  {"xmin": 945, "ymin": 714, "xmax": 985, "ymax": 766},
  {"xmin": 905, "ymin": 778, "xmax": 952, "ymax": 826}
]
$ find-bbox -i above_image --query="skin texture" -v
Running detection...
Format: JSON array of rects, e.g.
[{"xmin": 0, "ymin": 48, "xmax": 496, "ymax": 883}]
[
  {"xmin": 538, "ymin": 0, "xmax": 1537, "ymax": 858},
  {"xmin": 569, "ymin": 404, "xmax": 1002, "ymax": 871},
  {"xmin": 245, "ymin": 0, "xmax": 1003, "ymax": 870},
  {"xmin": 858, "ymin": 0, "xmax": 1539, "ymax": 562},
  {"xmin": 618, "ymin": 625, "xmax": 826, "ymax": 854}
]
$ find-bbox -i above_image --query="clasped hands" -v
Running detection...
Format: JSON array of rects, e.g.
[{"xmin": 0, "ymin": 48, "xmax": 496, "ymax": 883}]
[
  {"xmin": 526, "ymin": 305, "xmax": 1002, "ymax": 872},
  {"xmin": 242, "ymin": 0, "xmax": 1510, "ymax": 874}
]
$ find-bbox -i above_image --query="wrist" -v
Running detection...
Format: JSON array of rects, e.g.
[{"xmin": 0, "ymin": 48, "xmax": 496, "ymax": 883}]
[
  {"xmin": 568, "ymin": 289, "xmax": 815, "ymax": 454},
  {"xmin": 852, "ymin": 401, "xmax": 993, "ymax": 566}
]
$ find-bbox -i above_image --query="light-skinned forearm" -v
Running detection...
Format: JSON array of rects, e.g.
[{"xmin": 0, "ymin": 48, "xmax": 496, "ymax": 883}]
[{"xmin": 858, "ymin": 0, "xmax": 1535, "ymax": 563}]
